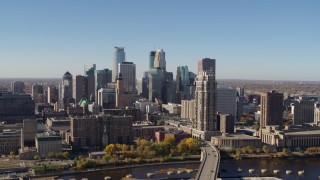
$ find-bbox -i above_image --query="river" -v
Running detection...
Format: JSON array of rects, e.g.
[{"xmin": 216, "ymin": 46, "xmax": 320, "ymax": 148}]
[
  {"xmin": 219, "ymin": 157, "xmax": 320, "ymax": 180},
  {"xmin": 55, "ymin": 157, "xmax": 320, "ymax": 179}
]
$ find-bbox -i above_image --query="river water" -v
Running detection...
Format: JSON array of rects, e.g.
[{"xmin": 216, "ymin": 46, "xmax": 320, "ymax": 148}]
[
  {"xmin": 56, "ymin": 157, "xmax": 320, "ymax": 179},
  {"xmin": 57, "ymin": 163, "xmax": 200, "ymax": 180},
  {"xmin": 219, "ymin": 157, "xmax": 320, "ymax": 180}
]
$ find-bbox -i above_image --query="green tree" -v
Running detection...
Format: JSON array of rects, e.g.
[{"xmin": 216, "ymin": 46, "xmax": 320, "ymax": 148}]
[
  {"xmin": 62, "ymin": 152, "xmax": 69, "ymax": 159},
  {"xmin": 34, "ymin": 155, "xmax": 40, "ymax": 160},
  {"xmin": 262, "ymin": 145, "xmax": 270, "ymax": 154}
]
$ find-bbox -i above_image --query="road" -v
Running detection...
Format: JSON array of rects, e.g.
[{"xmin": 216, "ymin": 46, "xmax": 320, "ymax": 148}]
[{"xmin": 195, "ymin": 142, "xmax": 220, "ymax": 180}]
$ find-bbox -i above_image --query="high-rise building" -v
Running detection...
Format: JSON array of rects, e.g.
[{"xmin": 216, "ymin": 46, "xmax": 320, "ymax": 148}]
[
  {"xmin": 97, "ymin": 88, "xmax": 116, "ymax": 109},
  {"xmin": 154, "ymin": 49, "xmax": 166, "ymax": 71},
  {"xmin": 192, "ymin": 58, "xmax": 220, "ymax": 140},
  {"xmin": 176, "ymin": 66, "xmax": 189, "ymax": 93},
  {"xmin": 112, "ymin": 47, "xmax": 125, "ymax": 82},
  {"xmin": 84, "ymin": 64, "xmax": 96, "ymax": 76},
  {"xmin": 149, "ymin": 51, "xmax": 156, "ymax": 69},
  {"xmin": 217, "ymin": 87, "xmax": 237, "ymax": 121},
  {"xmin": 73, "ymin": 75, "xmax": 87, "ymax": 104},
  {"xmin": 292, "ymin": 96, "xmax": 315, "ymax": 125},
  {"xmin": 32, "ymin": 84, "xmax": 43, "ymax": 103},
  {"xmin": 260, "ymin": 91, "xmax": 284, "ymax": 128},
  {"xmin": 95, "ymin": 69, "xmax": 112, "ymax": 101},
  {"xmin": 0, "ymin": 94, "xmax": 35, "ymax": 123},
  {"xmin": 116, "ymin": 74, "xmax": 134, "ymax": 108},
  {"xmin": 118, "ymin": 62, "xmax": 136, "ymax": 93},
  {"xmin": 47, "ymin": 86, "xmax": 58, "ymax": 104},
  {"xmin": 11, "ymin": 81, "xmax": 25, "ymax": 94},
  {"xmin": 236, "ymin": 87, "xmax": 245, "ymax": 97},
  {"xmin": 61, "ymin": 71, "xmax": 73, "ymax": 103},
  {"xmin": 141, "ymin": 72, "xmax": 149, "ymax": 99},
  {"xmin": 148, "ymin": 68, "xmax": 165, "ymax": 102}
]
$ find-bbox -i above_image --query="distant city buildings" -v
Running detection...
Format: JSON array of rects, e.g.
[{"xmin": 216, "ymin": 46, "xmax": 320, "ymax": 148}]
[
  {"xmin": 11, "ymin": 81, "xmax": 25, "ymax": 94},
  {"xmin": 61, "ymin": 71, "xmax": 73, "ymax": 103},
  {"xmin": 35, "ymin": 132, "xmax": 62, "ymax": 157}
]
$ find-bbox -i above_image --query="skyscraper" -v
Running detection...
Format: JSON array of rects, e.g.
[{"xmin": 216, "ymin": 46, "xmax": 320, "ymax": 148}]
[
  {"xmin": 154, "ymin": 49, "xmax": 166, "ymax": 71},
  {"xmin": 112, "ymin": 47, "xmax": 125, "ymax": 82},
  {"xmin": 47, "ymin": 86, "xmax": 58, "ymax": 104},
  {"xmin": 95, "ymin": 69, "xmax": 112, "ymax": 101},
  {"xmin": 118, "ymin": 62, "xmax": 136, "ymax": 93},
  {"xmin": 32, "ymin": 84, "xmax": 43, "ymax": 103},
  {"xmin": 11, "ymin": 81, "xmax": 25, "ymax": 94},
  {"xmin": 260, "ymin": 91, "xmax": 284, "ymax": 128},
  {"xmin": 292, "ymin": 96, "xmax": 315, "ymax": 125},
  {"xmin": 217, "ymin": 87, "xmax": 237, "ymax": 121},
  {"xmin": 73, "ymin": 75, "xmax": 87, "ymax": 104},
  {"xmin": 149, "ymin": 51, "xmax": 156, "ymax": 69},
  {"xmin": 84, "ymin": 64, "xmax": 96, "ymax": 76},
  {"xmin": 192, "ymin": 58, "xmax": 219, "ymax": 140},
  {"xmin": 61, "ymin": 72, "xmax": 73, "ymax": 103}
]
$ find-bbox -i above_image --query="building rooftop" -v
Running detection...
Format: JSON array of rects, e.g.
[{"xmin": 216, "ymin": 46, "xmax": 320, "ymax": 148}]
[
  {"xmin": 284, "ymin": 129, "xmax": 320, "ymax": 135},
  {"xmin": 212, "ymin": 133, "xmax": 260, "ymax": 140}
]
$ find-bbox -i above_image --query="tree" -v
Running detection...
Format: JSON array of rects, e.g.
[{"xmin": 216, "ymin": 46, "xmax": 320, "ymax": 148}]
[
  {"xmin": 105, "ymin": 144, "xmax": 116, "ymax": 155},
  {"xmin": 9, "ymin": 151, "xmax": 15, "ymax": 157},
  {"xmin": 62, "ymin": 152, "xmax": 69, "ymax": 159},
  {"xmin": 163, "ymin": 136, "xmax": 175, "ymax": 148},
  {"xmin": 34, "ymin": 155, "xmax": 40, "ymax": 160},
  {"xmin": 282, "ymin": 148, "xmax": 292, "ymax": 156},
  {"xmin": 262, "ymin": 145, "xmax": 270, "ymax": 154}
]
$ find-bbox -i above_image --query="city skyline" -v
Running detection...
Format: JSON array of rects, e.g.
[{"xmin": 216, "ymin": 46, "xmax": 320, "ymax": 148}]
[{"xmin": 1, "ymin": 1, "xmax": 319, "ymax": 80}]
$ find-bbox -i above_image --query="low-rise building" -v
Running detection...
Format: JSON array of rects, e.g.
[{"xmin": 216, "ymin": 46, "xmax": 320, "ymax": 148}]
[
  {"xmin": 162, "ymin": 103, "xmax": 181, "ymax": 115},
  {"xmin": 211, "ymin": 133, "xmax": 261, "ymax": 149},
  {"xmin": 260, "ymin": 125, "xmax": 320, "ymax": 148},
  {"xmin": 35, "ymin": 132, "xmax": 62, "ymax": 157},
  {"xmin": 133, "ymin": 125, "xmax": 165, "ymax": 140}
]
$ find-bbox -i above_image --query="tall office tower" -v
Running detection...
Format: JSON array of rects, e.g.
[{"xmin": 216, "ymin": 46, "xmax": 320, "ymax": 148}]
[
  {"xmin": 11, "ymin": 81, "xmax": 25, "ymax": 94},
  {"xmin": 236, "ymin": 87, "xmax": 245, "ymax": 97},
  {"xmin": 192, "ymin": 58, "xmax": 219, "ymax": 140},
  {"xmin": 112, "ymin": 47, "xmax": 126, "ymax": 82},
  {"xmin": 154, "ymin": 49, "xmax": 166, "ymax": 70},
  {"xmin": 116, "ymin": 73, "xmax": 134, "ymax": 108},
  {"xmin": 47, "ymin": 86, "xmax": 58, "ymax": 104},
  {"xmin": 97, "ymin": 88, "xmax": 116, "ymax": 109},
  {"xmin": 141, "ymin": 72, "xmax": 149, "ymax": 99},
  {"xmin": 217, "ymin": 87, "xmax": 237, "ymax": 121},
  {"xmin": 118, "ymin": 62, "xmax": 136, "ymax": 93},
  {"xmin": 61, "ymin": 72, "xmax": 73, "ymax": 103},
  {"xmin": 95, "ymin": 69, "xmax": 112, "ymax": 101},
  {"xmin": 236, "ymin": 97, "xmax": 244, "ymax": 121},
  {"xmin": 176, "ymin": 66, "xmax": 190, "ymax": 103},
  {"xmin": 149, "ymin": 51, "xmax": 156, "ymax": 69},
  {"xmin": 84, "ymin": 64, "xmax": 96, "ymax": 76},
  {"xmin": 260, "ymin": 91, "xmax": 284, "ymax": 128},
  {"xmin": 73, "ymin": 75, "xmax": 88, "ymax": 104},
  {"xmin": 292, "ymin": 96, "xmax": 315, "ymax": 125},
  {"xmin": 32, "ymin": 84, "xmax": 43, "ymax": 103},
  {"xmin": 148, "ymin": 68, "xmax": 165, "ymax": 102}
]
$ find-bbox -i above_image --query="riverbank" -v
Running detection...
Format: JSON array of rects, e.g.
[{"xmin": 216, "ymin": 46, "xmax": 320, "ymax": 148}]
[
  {"xmin": 30, "ymin": 160, "xmax": 200, "ymax": 179},
  {"xmin": 221, "ymin": 151, "xmax": 320, "ymax": 160}
]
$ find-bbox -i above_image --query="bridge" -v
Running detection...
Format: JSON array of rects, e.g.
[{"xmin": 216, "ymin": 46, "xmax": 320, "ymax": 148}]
[{"xmin": 194, "ymin": 142, "xmax": 220, "ymax": 180}]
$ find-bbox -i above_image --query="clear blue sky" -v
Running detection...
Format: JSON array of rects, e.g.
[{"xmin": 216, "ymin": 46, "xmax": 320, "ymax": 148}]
[{"xmin": 0, "ymin": 0, "xmax": 319, "ymax": 80}]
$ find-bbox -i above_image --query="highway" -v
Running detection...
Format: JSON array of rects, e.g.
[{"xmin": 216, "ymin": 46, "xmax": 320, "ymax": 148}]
[{"xmin": 194, "ymin": 142, "xmax": 220, "ymax": 180}]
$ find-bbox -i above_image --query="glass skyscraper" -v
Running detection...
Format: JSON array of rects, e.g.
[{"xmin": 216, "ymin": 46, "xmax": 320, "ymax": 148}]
[{"xmin": 112, "ymin": 47, "xmax": 125, "ymax": 82}]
